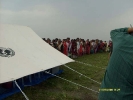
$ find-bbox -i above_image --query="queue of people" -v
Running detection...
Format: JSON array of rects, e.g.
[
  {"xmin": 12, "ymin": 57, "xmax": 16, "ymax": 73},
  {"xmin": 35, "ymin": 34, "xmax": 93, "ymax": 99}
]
[{"xmin": 42, "ymin": 38, "xmax": 112, "ymax": 58}]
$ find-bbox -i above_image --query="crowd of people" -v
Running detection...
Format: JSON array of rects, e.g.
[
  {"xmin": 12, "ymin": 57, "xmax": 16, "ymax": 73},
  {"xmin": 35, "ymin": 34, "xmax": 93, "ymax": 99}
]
[{"xmin": 42, "ymin": 38, "xmax": 113, "ymax": 58}]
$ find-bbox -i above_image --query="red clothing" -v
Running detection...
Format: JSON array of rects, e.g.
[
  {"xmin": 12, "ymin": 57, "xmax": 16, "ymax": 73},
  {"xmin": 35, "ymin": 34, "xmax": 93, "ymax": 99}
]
[
  {"xmin": 86, "ymin": 42, "xmax": 90, "ymax": 54},
  {"xmin": 71, "ymin": 41, "xmax": 77, "ymax": 55},
  {"xmin": 108, "ymin": 42, "xmax": 112, "ymax": 48},
  {"xmin": 100, "ymin": 42, "xmax": 105, "ymax": 50},
  {"xmin": 79, "ymin": 44, "xmax": 83, "ymax": 56},
  {"xmin": 63, "ymin": 42, "xmax": 68, "ymax": 55}
]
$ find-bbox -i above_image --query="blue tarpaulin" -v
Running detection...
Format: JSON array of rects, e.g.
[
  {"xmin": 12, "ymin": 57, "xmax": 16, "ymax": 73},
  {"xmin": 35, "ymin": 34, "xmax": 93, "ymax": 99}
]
[{"xmin": 0, "ymin": 69, "xmax": 63, "ymax": 100}]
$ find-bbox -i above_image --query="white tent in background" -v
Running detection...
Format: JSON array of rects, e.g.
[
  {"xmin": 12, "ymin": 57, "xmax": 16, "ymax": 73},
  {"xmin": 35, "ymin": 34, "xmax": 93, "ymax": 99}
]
[{"xmin": 0, "ymin": 24, "xmax": 74, "ymax": 84}]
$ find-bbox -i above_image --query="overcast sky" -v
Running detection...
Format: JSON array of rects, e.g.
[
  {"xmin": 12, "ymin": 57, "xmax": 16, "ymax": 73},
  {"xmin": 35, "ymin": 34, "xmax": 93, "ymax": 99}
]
[{"xmin": 0, "ymin": 0, "xmax": 133, "ymax": 41}]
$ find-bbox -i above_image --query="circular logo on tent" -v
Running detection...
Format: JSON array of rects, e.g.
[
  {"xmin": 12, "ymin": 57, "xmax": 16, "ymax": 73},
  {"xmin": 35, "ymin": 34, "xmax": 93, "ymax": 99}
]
[{"xmin": 0, "ymin": 47, "xmax": 15, "ymax": 57}]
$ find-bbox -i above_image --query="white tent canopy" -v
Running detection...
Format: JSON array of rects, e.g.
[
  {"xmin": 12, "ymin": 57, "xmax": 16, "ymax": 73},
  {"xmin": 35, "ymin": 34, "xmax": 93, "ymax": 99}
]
[{"xmin": 0, "ymin": 24, "xmax": 74, "ymax": 84}]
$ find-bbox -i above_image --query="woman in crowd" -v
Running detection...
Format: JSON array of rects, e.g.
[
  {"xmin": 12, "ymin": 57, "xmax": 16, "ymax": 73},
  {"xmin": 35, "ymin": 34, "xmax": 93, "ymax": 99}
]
[
  {"xmin": 71, "ymin": 39, "xmax": 77, "ymax": 58},
  {"xmin": 86, "ymin": 39, "xmax": 90, "ymax": 54},
  {"xmin": 76, "ymin": 38, "xmax": 80, "ymax": 56},
  {"xmin": 83, "ymin": 40, "xmax": 86, "ymax": 55},
  {"xmin": 90, "ymin": 40, "xmax": 94, "ymax": 54},
  {"xmin": 79, "ymin": 40, "xmax": 83, "ymax": 56},
  {"xmin": 43, "ymin": 37, "xmax": 109, "ymax": 58},
  {"xmin": 57, "ymin": 39, "xmax": 63, "ymax": 53},
  {"xmin": 63, "ymin": 39, "xmax": 68, "ymax": 56}
]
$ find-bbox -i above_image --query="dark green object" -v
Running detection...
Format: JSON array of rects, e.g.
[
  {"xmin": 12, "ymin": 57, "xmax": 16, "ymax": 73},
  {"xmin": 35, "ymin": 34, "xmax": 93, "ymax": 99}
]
[
  {"xmin": 90, "ymin": 49, "xmax": 94, "ymax": 54},
  {"xmin": 98, "ymin": 28, "xmax": 133, "ymax": 100},
  {"xmin": 100, "ymin": 50, "xmax": 103, "ymax": 53}
]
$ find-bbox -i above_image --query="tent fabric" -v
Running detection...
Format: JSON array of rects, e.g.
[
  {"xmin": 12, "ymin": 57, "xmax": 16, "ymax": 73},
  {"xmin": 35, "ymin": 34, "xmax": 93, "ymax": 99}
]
[
  {"xmin": 0, "ymin": 24, "xmax": 74, "ymax": 84},
  {"xmin": 98, "ymin": 28, "xmax": 133, "ymax": 100}
]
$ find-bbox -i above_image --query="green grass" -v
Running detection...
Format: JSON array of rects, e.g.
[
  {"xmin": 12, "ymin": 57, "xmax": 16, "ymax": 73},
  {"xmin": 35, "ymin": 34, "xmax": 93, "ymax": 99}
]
[{"xmin": 5, "ymin": 52, "xmax": 109, "ymax": 100}]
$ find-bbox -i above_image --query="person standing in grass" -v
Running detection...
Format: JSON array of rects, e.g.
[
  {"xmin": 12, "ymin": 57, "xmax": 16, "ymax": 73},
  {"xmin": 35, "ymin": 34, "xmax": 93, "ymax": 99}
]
[
  {"xmin": 86, "ymin": 39, "xmax": 90, "ymax": 54},
  {"xmin": 76, "ymin": 38, "xmax": 80, "ymax": 56},
  {"xmin": 57, "ymin": 39, "xmax": 63, "ymax": 53},
  {"xmin": 98, "ymin": 27, "xmax": 133, "ymax": 100},
  {"xmin": 71, "ymin": 39, "xmax": 77, "ymax": 58},
  {"xmin": 104, "ymin": 41, "xmax": 107, "ymax": 52},
  {"xmin": 99, "ymin": 41, "xmax": 102, "ymax": 52},
  {"xmin": 63, "ymin": 39, "xmax": 68, "ymax": 56},
  {"xmin": 79, "ymin": 40, "xmax": 83, "ymax": 56},
  {"xmin": 90, "ymin": 40, "xmax": 94, "ymax": 54},
  {"xmin": 108, "ymin": 42, "xmax": 113, "ymax": 59}
]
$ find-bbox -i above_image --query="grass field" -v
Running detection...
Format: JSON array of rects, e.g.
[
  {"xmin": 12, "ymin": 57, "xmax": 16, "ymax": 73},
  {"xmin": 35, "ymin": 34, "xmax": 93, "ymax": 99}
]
[{"xmin": 5, "ymin": 52, "xmax": 109, "ymax": 100}]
